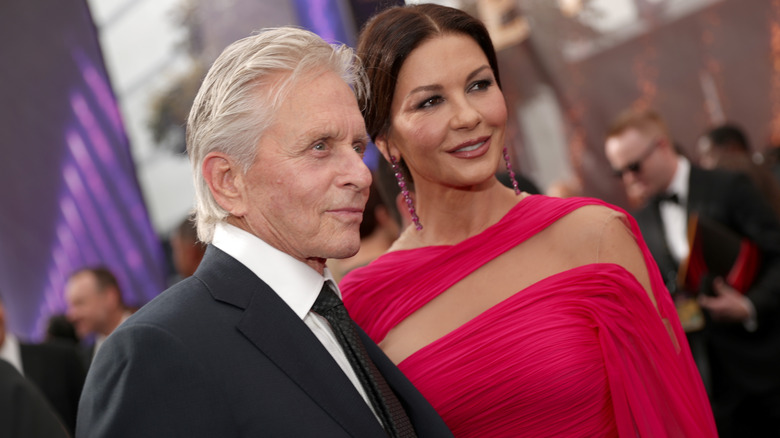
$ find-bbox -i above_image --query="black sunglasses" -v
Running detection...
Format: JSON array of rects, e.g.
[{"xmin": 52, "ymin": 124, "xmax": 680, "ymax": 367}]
[{"xmin": 612, "ymin": 139, "xmax": 660, "ymax": 178}]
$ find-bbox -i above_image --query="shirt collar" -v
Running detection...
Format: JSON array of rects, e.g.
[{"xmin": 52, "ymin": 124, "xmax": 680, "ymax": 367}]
[
  {"xmin": 211, "ymin": 222, "xmax": 336, "ymax": 320},
  {"xmin": 665, "ymin": 156, "xmax": 690, "ymax": 203},
  {"xmin": 0, "ymin": 332, "xmax": 23, "ymax": 374}
]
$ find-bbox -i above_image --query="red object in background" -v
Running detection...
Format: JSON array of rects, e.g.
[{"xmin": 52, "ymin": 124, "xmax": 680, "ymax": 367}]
[{"xmin": 678, "ymin": 214, "xmax": 761, "ymax": 295}]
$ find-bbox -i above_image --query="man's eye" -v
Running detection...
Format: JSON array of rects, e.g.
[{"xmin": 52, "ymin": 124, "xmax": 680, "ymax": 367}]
[{"xmin": 313, "ymin": 143, "xmax": 326, "ymax": 151}]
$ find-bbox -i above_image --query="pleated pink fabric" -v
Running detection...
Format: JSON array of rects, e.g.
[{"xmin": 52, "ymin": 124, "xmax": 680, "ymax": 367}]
[{"xmin": 341, "ymin": 195, "xmax": 717, "ymax": 437}]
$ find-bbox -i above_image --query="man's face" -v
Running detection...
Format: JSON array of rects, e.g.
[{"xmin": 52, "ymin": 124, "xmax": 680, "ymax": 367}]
[
  {"xmin": 65, "ymin": 272, "xmax": 110, "ymax": 338},
  {"xmin": 605, "ymin": 127, "xmax": 670, "ymax": 202},
  {"xmin": 231, "ymin": 69, "xmax": 371, "ymax": 270}
]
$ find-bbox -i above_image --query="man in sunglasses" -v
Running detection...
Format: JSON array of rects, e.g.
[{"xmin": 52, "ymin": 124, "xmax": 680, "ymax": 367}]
[{"xmin": 604, "ymin": 107, "xmax": 780, "ymax": 438}]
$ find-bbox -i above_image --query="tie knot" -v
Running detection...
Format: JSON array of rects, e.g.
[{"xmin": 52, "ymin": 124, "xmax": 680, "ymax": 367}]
[{"xmin": 311, "ymin": 281, "xmax": 344, "ymax": 317}]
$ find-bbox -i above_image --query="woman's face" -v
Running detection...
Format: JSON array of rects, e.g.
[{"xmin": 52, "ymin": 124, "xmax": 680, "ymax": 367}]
[{"xmin": 377, "ymin": 33, "xmax": 507, "ymax": 192}]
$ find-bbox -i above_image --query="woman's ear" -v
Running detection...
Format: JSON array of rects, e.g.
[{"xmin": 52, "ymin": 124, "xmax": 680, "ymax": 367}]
[
  {"xmin": 374, "ymin": 133, "xmax": 401, "ymax": 162},
  {"xmin": 202, "ymin": 152, "xmax": 247, "ymax": 217}
]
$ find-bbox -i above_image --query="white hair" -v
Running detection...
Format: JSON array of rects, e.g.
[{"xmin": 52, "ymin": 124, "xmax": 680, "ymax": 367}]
[{"xmin": 186, "ymin": 26, "xmax": 367, "ymax": 243}]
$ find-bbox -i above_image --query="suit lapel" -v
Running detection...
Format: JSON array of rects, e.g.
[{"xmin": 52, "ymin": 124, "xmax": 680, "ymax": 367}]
[
  {"xmin": 196, "ymin": 246, "xmax": 384, "ymax": 437},
  {"xmin": 687, "ymin": 166, "xmax": 706, "ymax": 214},
  {"xmin": 636, "ymin": 203, "xmax": 680, "ymax": 289}
]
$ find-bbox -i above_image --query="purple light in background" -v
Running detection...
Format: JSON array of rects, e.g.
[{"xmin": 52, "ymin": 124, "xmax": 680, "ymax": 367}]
[
  {"xmin": 61, "ymin": 161, "xmax": 116, "ymax": 263},
  {"xmin": 74, "ymin": 49, "xmax": 124, "ymax": 137},
  {"xmin": 69, "ymin": 80, "xmax": 162, "ymax": 269},
  {"xmin": 363, "ymin": 142, "xmax": 380, "ymax": 171},
  {"xmin": 308, "ymin": 0, "xmax": 336, "ymax": 42},
  {"xmin": 293, "ymin": 0, "xmax": 353, "ymax": 45},
  {"xmin": 58, "ymin": 198, "xmax": 96, "ymax": 261},
  {"xmin": 62, "ymin": 134, "xmax": 146, "ymax": 305},
  {"xmin": 65, "ymin": 122, "xmax": 144, "ymax": 271},
  {"xmin": 56, "ymin": 222, "xmax": 85, "ymax": 268},
  {"xmin": 0, "ymin": 0, "xmax": 166, "ymax": 341},
  {"xmin": 71, "ymin": 94, "xmax": 114, "ymax": 165}
]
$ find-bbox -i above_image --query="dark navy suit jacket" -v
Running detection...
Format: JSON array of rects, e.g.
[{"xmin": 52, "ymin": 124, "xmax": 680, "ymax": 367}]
[
  {"xmin": 20, "ymin": 341, "xmax": 85, "ymax": 435},
  {"xmin": 77, "ymin": 245, "xmax": 452, "ymax": 437}
]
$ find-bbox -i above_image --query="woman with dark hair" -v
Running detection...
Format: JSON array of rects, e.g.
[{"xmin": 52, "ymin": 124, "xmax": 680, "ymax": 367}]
[{"xmin": 340, "ymin": 4, "xmax": 716, "ymax": 437}]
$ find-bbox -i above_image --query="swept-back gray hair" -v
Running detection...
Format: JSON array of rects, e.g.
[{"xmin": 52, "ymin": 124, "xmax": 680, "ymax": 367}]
[{"xmin": 186, "ymin": 26, "xmax": 367, "ymax": 243}]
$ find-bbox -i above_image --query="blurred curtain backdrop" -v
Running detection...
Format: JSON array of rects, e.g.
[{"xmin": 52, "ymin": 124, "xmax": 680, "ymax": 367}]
[{"xmin": 0, "ymin": 0, "xmax": 166, "ymax": 340}]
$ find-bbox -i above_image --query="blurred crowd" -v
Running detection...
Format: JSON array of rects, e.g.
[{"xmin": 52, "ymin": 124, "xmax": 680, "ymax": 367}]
[
  {"xmin": 5, "ymin": 103, "xmax": 780, "ymax": 438},
  {"xmin": 0, "ymin": 216, "xmax": 205, "ymax": 436},
  {"xmin": 5, "ymin": 105, "xmax": 780, "ymax": 438},
  {"xmin": 3, "ymin": 3, "xmax": 780, "ymax": 437}
]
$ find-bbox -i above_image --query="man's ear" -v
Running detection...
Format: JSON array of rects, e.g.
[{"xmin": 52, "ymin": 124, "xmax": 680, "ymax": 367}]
[
  {"xmin": 105, "ymin": 286, "xmax": 121, "ymax": 308},
  {"xmin": 202, "ymin": 152, "xmax": 247, "ymax": 217}
]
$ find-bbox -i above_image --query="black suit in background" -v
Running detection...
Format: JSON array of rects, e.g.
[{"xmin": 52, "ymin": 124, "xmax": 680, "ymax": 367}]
[
  {"xmin": 0, "ymin": 358, "xmax": 69, "ymax": 438},
  {"xmin": 633, "ymin": 166, "xmax": 780, "ymax": 437},
  {"xmin": 77, "ymin": 246, "xmax": 452, "ymax": 437},
  {"xmin": 19, "ymin": 341, "xmax": 85, "ymax": 436}
]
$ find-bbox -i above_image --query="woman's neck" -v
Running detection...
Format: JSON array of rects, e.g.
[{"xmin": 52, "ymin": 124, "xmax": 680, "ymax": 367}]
[{"xmin": 399, "ymin": 178, "xmax": 523, "ymax": 248}]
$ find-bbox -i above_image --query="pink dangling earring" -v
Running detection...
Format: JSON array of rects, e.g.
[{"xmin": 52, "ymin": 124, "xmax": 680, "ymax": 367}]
[
  {"xmin": 390, "ymin": 155, "xmax": 422, "ymax": 231},
  {"xmin": 503, "ymin": 147, "xmax": 521, "ymax": 196}
]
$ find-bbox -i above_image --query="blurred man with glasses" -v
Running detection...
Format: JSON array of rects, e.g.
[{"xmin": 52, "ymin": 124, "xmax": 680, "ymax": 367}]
[{"xmin": 604, "ymin": 107, "xmax": 780, "ymax": 438}]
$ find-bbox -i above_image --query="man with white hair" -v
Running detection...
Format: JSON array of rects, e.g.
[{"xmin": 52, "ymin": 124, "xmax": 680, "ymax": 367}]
[{"xmin": 76, "ymin": 27, "xmax": 452, "ymax": 437}]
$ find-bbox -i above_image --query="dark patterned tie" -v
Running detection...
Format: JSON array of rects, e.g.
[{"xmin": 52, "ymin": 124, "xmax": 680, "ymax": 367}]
[{"xmin": 312, "ymin": 282, "xmax": 417, "ymax": 438}]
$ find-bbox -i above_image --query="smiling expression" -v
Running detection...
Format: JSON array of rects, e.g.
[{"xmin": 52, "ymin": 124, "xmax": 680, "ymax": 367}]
[{"xmin": 376, "ymin": 33, "xmax": 508, "ymax": 192}]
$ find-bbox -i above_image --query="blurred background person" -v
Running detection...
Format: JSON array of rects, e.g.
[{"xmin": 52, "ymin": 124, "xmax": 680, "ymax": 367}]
[
  {"xmin": 64, "ymin": 266, "xmax": 132, "ymax": 366},
  {"xmin": 0, "ymin": 358, "xmax": 69, "ymax": 438},
  {"xmin": 342, "ymin": 4, "xmax": 715, "ymax": 437},
  {"xmin": 605, "ymin": 107, "xmax": 780, "ymax": 438},
  {"xmin": 169, "ymin": 215, "xmax": 207, "ymax": 283},
  {"xmin": 44, "ymin": 314, "xmax": 80, "ymax": 346},
  {"xmin": 0, "ymin": 293, "xmax": 85, "ymax": 436},
  {"xmin": 545, "ymin": 176, "xmax": 583, "ymax": 198},
  {"xmin": 698, "ymin": 123, "xmax": 780, "ymax": 218},
  {"xmin": 496, "ymin": 171, "xmax": 541, "ymax": 194}
]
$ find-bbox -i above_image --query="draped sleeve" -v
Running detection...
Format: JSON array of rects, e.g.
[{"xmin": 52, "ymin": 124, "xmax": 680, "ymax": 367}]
[{"xmin": 341, "ymin": 195, "xmax": 717, "ymax": 437}]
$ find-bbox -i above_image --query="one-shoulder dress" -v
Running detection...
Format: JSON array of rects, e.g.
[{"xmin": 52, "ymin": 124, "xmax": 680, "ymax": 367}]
[{"xmin": 340, "ymin": 196, "xmax": 717, "ymax": 437}]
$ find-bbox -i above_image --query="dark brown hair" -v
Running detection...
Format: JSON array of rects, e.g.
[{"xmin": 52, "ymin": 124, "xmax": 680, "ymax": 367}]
[
  {"xmin": 357, "ymin": 3, "xmax": 501, "ymax": 142},
  {"xmin": 69, "ymin": 266, "xmax": 125, "ymax": 305}
]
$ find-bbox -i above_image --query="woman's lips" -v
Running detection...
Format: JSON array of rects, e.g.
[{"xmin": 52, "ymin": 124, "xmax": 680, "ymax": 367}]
[{"xmin": 449, "ymin": 136, "xmax": 490, "ymax": 158}]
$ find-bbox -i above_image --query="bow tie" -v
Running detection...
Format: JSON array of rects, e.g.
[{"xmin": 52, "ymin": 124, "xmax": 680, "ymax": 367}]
[{"xmin": 657, "ymin": 192, "xmax": 680, "ymax": 204}]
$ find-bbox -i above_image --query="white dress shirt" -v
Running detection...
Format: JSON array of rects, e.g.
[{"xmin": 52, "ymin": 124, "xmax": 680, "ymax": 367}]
[
  {"xmin": 211, "ymin": 223, "xmax": 377, "ymax": 416},
  {"xmin": 662, "ymin": 158, "xmax": 757, "ymax": 330},
  {"xmin": 660, "ymin": 156, "xmax": 691, "ymax": 263},
  {"xmin": 0, "ymin": 332, "xmax": 23, "ymax": 374}
]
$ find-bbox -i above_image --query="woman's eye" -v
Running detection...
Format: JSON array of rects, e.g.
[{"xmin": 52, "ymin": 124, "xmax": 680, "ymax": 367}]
[
  {"xmin": 417, "ymin": 95, "xmax": 443, "ymax": 109},
  {"xmin": 469, "ymin": 79, "xmax": 493, "ymax": 92}
]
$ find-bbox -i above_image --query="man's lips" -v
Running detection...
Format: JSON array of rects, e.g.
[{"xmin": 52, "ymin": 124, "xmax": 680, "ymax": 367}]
[{"xmin": 327, "ymin": 207, "xmax": 364, "ymax": 219}]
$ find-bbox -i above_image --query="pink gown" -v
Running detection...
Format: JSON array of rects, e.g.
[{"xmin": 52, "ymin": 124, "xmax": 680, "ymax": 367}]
[{"xmin": 340, "ymin": 195, "xmax": 717, "ymax": 437}]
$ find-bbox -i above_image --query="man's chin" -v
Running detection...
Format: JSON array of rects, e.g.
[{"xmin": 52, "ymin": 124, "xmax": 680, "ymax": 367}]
[{"xmin": 327, "ymin": 239, "xmax": 361, "ymax": 260}]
